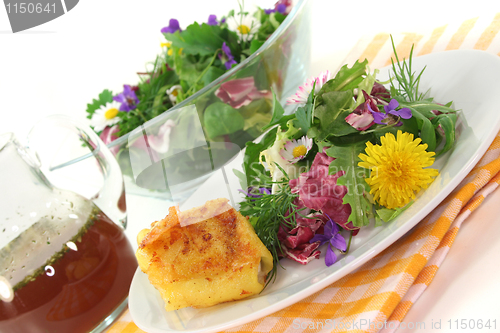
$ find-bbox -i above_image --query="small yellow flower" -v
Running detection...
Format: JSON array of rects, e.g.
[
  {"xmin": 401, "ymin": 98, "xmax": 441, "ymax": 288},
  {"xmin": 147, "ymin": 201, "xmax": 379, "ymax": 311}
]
[{"xmin": 358, "ymin": 130, "xmax": 439, "ymax": 209}]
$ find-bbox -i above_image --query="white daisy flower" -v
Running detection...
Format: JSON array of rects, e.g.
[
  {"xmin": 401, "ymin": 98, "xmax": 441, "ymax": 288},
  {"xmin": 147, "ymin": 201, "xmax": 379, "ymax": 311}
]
[
  {"xmin": 166, "ymin": 85, "xmax": 182, "ymax": 104},
  {"xmin": 90, "ymin": 101, "xmax": 122, "ymax": 132},
  {"xmin": 227, "ymin": 13, "xmax": 260, "ymax": 42},
  {"xmin": 279, "ymin": 136, "xmax": 313, "ymax": 163},
  {"xmin": 286, "ymin": 70, "xmax": 332, "ymax": 105}
]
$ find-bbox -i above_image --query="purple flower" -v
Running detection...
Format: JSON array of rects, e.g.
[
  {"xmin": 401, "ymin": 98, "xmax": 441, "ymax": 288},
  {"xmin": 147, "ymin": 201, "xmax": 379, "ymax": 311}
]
[
  {"xmin": 113, "ymin": 85, "xmax": 139, "ymax": 112},
  {"xmin": 309, "ymin": 216, "xmax": 347, "ymax": 266},
  {"xmin": 219, "ymin": 42, "xmax": 237, "ymax": 70},
  {"xmin": 239, "ymin": 187, "xmax": 271, "ymax": 198},
  {"xmin": 276, "ymin": 3, "xmax": 287, "ymax": 14},
  {"xmin": 161, "ymin": 19, "xmax": 181, "ymax": 34},
  {"xmin": 207, "ymin": 14, "xmax": 218, "ymax": 26},
  {"xmin": 264, "ymin": 8, "xmax": 275, "ymax": 14},
  {"xmin": 369, "ymin": 99, "xmax": 412, "ymax": 126}
]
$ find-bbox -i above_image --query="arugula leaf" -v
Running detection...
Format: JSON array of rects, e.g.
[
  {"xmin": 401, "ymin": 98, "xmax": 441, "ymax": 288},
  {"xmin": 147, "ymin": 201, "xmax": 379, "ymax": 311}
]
[
  {"xmin": 316, "ymin": 59, "xmax": 368, "ymax": 100},
  {"xmin": 407, "ymin": 107, "xmax": 437, "ymax": 152},
  {"xmin": 313, "ymin": 90, "xmax": 353, "ymax": 141},
  {"xmin": 203, "ymin": 102, "xmax": 245, "ymax": 138},
  {"xmin": 432, "ymin": 113, "xmax": 457, "ymax": 157},
  {"xmin": 262, "ymin": 90, "xmax": 294, "ymax": 131},
  {"xmin": 326, "ymin": 142, "xmax": 372, "ymax": 228},
  {"xmin": 86, "ymin": 89, "xmax": 114, "ymax": 119},
  {"xmin": 398, "ymin": 98, "xmax": 458, "ymax": 118},
  {"xmin": 293, "ymin": 88, "xmax": 315, "ymax": 135}
]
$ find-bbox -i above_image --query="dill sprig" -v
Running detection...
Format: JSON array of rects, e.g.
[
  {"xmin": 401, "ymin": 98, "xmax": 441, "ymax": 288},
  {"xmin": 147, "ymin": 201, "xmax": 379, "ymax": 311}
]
[
  {"xmin": 389, "ymin": 35, "xmax": 426, "ymax": 102},
  {"xmin": 239, "ymin": 173, "xmax": 303, "ymax": 286}
]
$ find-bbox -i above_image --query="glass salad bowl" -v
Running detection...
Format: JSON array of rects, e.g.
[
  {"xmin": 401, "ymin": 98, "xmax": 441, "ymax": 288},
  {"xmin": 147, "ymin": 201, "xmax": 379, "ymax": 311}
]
[{"xmin": 106, "ymin": 0, "xmax": 312, "ymax": 202}]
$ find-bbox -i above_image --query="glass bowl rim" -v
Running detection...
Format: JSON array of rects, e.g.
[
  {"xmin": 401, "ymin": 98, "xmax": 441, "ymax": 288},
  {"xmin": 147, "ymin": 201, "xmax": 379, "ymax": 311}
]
[{"xmin": 108, "ymin": 0, "xmax": 310, "ymax": 148}]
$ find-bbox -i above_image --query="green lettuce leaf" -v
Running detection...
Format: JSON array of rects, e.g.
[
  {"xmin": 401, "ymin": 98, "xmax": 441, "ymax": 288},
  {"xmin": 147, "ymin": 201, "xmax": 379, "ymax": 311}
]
[
  {"xmin": 167, "ymin": 23, "xmax": 226, "ymax": 56},
  {"xmin": 203, "ymin": 102, "xmax": 245, "ymax": 138}
]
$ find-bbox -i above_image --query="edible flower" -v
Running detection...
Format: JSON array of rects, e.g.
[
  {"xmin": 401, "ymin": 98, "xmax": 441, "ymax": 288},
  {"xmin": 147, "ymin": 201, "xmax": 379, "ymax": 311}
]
[
  {"xmin": 279, "ymin": 135, "xmax": 312, "ymax": 163},
  {"xmin": 113, "ymin": 85, "xmax": 139, "ymax": 112},
  {"xmin": 227, "ymin": 13, "xmax": 260, "ymax": 42},
  {"xmin": 358, "ymin": 130, "xmax": 439, "ymax": 209},
  {"xmin": 215, "ymin": 77, "xmax": 271, "ymax": 109},
  {"xmin": 286, "ymin": 70, "xmax": 331, "ymax": 105},
  {"xmin": 207, "ymin": 14, "xmax": 218, "ymax": 26},
  {"xmin": 99, "ymin": 125, "xmax": 120, "ymax": 155},
  {"xmin": 369, "ymin": 99, "xmax": 412, "ymax": 126},
  {"xmin": 345, "ymin": 91, "xmax": 377, "ymax": 131},
  {"xmin": 275, "ymin": 0, "xmax": 292, "ymax": 14},
  {"xmin": 146, "ymin": 119, "xmax": 176, "ymax": 154},
  {"xmin": 161, "ymin": 19, "xmax": 182, "ymax": 34},
  {"xmin": 239, "ymin": 187, "xmax": 271, "ymax": 198},
  {"xmin": 219, "ymin": 42, "xmax": 238, "ymax": 70},
  {"xmin": 166, "ymin": 85, "xmax": 182, "ymax": 104},
  {"xmin": 90, "ymin": 101, "xmax": 122, "ymax": 132},
  {"xmin": 309, "ymin": 216, "xmax": 347, "ymax": 266}
]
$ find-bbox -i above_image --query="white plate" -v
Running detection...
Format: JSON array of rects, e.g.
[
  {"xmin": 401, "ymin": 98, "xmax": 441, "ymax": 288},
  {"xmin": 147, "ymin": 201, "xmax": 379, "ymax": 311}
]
[{"xmin": 129, "ymin": 50, "xmax": 500, "ymax": 333}]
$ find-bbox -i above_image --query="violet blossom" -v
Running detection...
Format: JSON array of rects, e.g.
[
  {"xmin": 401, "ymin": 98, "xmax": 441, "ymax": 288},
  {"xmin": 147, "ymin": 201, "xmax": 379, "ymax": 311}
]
[
  {"xmin": 309, "ymin": 216, "xmax": 347, "ymax": 266},
  {"xmin": 219, "ymin": 42, "xmax": 237, "ymax": 70},
  {"xmin": 369, "ymin": 99, "xmax": 412, "ymax": 126},
  {"xmin": 238, "ymin": 187, "xmax": 271, "ymax": 198},
  {"xmin": 274, "ymin": 0, "xmax": 292, "ymax": 14},
  {"xmin": 113, "ymin": 85, "xmax": 139, "ymax": 112},
  {"xmin": 161, "ymin": 19, "xmax": 182, "ymax": 34},
  {"xmin": 207, "ymin": 14, "xmax": 218, "ymax": 26}
]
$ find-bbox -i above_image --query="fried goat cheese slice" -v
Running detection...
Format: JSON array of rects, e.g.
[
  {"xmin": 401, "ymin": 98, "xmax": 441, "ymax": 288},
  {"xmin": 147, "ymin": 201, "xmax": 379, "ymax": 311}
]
[{"xmin": 136, "ymin": 198, "xmax": 274, "ymax": 311}]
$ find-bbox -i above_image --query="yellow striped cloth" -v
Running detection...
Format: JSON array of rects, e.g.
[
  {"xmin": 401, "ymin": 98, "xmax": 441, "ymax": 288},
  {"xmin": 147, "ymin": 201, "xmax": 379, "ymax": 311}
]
[{"xmin": 105, "ymin": 13, "xmax": 500, "ymax": 333}]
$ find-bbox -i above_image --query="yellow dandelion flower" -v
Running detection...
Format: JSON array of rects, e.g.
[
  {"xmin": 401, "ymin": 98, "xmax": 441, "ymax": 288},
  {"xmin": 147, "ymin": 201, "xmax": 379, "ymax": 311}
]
[{"xmin": 358, "ymin": 130, "xmax": 439, "ymax": 209}]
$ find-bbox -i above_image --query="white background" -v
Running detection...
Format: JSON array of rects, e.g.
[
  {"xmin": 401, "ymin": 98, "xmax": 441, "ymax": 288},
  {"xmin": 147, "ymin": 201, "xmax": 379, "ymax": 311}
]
[{"xmin": 1, "ymin": 1, "xmax": 500, "ymax": 332}]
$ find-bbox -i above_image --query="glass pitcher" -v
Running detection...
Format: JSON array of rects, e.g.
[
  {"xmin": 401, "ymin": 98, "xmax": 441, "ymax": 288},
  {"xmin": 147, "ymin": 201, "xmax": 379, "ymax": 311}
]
[{"xmin": 0, "ymin": 115, "xmax": 137, "ymax": 333}]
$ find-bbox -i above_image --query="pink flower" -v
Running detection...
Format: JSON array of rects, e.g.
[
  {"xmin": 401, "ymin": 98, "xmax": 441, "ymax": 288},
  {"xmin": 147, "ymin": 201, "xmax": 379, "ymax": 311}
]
[
  {"xmin": 146, "ymin": 119, "xmax": 175, "ymax": 154},
  {"xmin": 130, "ymin": 120, "xmax": 176, "ymax": 160},
  {"xmin": 286, "ymin": 70, "xmax": 332, "ymax": 105},
  {"xmin": 215, "ymin": 77, "xmax": 272, "ymax": 109},
  {"xmin": 99, "ymin": 125, "xmax": 120, "ymax": 155},
  {"xmin": 345, "ymin": 91, "xmax": 377, "ymax": 131}
]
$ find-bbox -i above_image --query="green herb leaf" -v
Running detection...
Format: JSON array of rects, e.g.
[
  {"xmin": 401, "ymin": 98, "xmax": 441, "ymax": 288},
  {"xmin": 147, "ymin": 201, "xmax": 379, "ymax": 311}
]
[
  {"xmin": 326, "ymin": 142, "xmax": 372, "ymax": 228},
  {"xmin": 313, "ymin": 90, "xmax": 353, "ymax": 141},
  {"xmin": 86, "ymin": 89, "xmax": 114, "ymax": 119},
  {"xmin": 262, "ymin": 90, "xmax": 294, "ymax": 131},
  {"xmin": 293, "ymin": 88, "xmax": 315, "ymax": 135},
  {"xmin": 316, "ymin": 59, "xmax": 368, "ymax": 100},
  {"xmin": 167, "ymin": 23, "xmax": 226, "ymax": 56},
  {"xmin": 432, "ymin": 113, "xmax": 457, "ymax": 157},
  {"xmin": 203, "ymin": 102, "xmax": 245, "ymax": 138}
]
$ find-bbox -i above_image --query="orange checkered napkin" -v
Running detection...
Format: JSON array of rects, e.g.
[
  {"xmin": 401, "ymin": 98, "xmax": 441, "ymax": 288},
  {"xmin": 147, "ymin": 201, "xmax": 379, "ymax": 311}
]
[{"xmin": 105, "ymin": 13, "xmax": 500, "ymax": 333}]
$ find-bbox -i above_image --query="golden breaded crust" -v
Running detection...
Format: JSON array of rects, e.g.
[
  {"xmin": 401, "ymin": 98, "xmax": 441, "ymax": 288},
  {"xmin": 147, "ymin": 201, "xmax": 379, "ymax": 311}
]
[{"xmin": 136, "ymin": 199, "xmax": 273, "ymax": 311}]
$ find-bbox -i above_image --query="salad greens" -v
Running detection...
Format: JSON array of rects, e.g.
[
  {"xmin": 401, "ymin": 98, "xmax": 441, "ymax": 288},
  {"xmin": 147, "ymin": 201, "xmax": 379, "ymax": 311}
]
[{"xmin": 238, "ymin": 38, "xmax": 459, "ymax": 277}]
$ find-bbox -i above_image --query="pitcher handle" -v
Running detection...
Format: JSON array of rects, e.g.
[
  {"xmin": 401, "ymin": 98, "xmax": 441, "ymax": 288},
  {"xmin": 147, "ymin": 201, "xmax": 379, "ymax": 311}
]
[{"xmin": 26, "ymin": 115, "xmax": 127, "ymax": 228}]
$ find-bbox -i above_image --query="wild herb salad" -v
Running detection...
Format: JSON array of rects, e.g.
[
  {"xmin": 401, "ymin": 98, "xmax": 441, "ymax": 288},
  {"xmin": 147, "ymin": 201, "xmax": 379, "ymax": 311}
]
[
  {"xmin": 85, "ymin": 0, "xmax": 292, "ymax": 141},
  {"xmin": 238, "ymin": 40, "xmax": 458, "ymax": 282}
]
